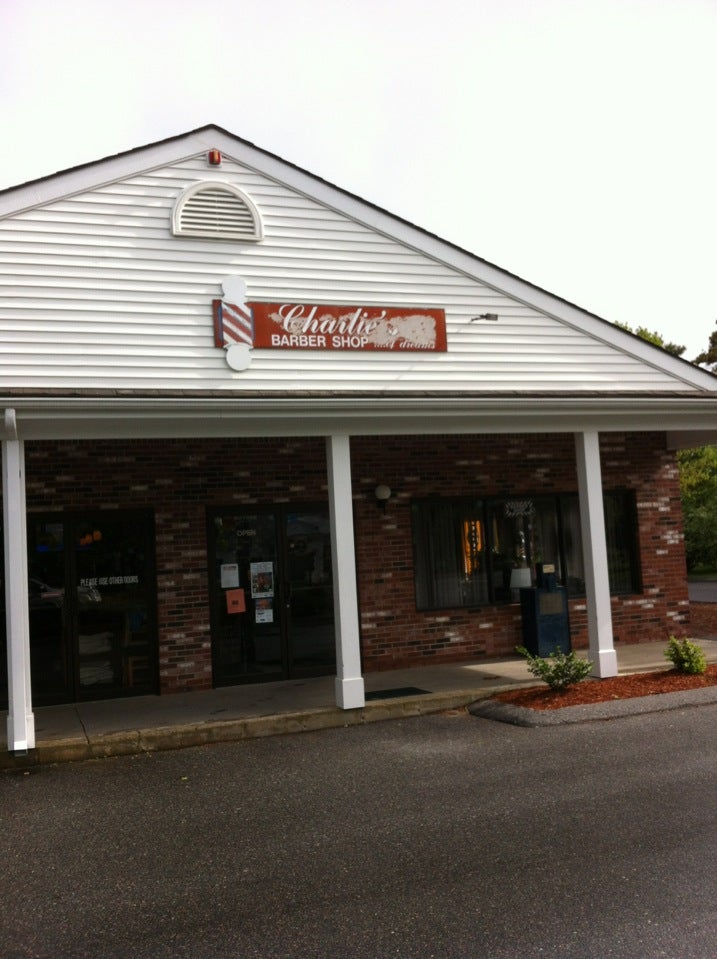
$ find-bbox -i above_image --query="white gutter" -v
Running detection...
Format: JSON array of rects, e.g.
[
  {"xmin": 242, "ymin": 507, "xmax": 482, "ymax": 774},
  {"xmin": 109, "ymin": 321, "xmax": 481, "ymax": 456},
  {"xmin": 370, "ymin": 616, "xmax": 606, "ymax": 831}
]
[{"xmin": 3, "ymin": 394, "xmax": 717, "ymax": 441}]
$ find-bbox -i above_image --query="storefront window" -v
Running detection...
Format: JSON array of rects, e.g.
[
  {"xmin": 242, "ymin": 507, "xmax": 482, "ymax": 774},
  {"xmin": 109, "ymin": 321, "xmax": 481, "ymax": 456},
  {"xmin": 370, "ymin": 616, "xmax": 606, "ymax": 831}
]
[
  {"xmin": 1, "ymin": 510, "xmax": 157, "ymax": 707},
  {"xmin": 411, "ymin": 499, "xmax": 488, "ymax": 609},
  {"xmin": 603, "ymin": 493, "xmax": 642, "ymax": 594},
  {"xmin": 412, "ymin": 491, "xmax": 640, "ymax": 610},
  {"xmin": 559, "ymin": 495, "xmax": 586, "ymax": 595},
  {"xmin": 488, "ymin": 498, "xmax": 560, "ymax": 601}
]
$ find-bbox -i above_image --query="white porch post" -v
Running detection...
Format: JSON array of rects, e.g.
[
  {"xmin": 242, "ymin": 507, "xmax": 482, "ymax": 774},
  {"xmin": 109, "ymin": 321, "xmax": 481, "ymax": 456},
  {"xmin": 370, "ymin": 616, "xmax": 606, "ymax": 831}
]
[
  {"xmin": 2, "ymin": 410, "xmax": 35, "ymax": 752},
  {"xmin": 574, "ymin": 431, "xmax": 618, "ymax": 678},
  {"xmin": 325, "ymin": 434, "xmax": 365, "ymax": 709}
]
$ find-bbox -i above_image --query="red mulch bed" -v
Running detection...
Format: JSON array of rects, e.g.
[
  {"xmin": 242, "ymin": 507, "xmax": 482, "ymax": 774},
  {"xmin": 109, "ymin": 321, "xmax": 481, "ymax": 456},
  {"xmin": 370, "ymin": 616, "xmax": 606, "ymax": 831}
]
[{"xmin": 495, "ymin": 664, "xmax": 717, "ymax": 711}]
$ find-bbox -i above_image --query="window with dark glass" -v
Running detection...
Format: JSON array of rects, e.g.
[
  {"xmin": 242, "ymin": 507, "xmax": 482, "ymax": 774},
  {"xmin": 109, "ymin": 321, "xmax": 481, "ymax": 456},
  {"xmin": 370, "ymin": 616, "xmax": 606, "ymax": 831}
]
[
  {"xmin": 412, "ymin": 491, "xmax": 640, "ymax": 610},
  {"xmin": 603, "ymin": 492, "xmax": 641, "ymax": 594},
  {"xmin": 411, "ymin": 498, "xmax": 488, "ymax": 609}
]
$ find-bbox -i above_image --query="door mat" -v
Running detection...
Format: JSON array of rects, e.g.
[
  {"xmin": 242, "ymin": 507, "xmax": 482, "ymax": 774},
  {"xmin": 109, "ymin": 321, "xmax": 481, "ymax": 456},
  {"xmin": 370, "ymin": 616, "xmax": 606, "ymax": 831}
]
[{"xmin": 365, "ymin": 686, "xmax": 430, "ymax": 701}]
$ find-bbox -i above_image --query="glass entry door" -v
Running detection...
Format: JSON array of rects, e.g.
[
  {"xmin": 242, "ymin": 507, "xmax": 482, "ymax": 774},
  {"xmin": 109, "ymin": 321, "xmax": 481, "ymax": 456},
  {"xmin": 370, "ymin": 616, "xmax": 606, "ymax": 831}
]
[
  {"xmin": 27, "ymin": 511, "xmax": 156, "ymax": 704},
  {"xmin": 27, "ymin": 518, "xmax": 68, "ymax": 704},
  {"xmin": 208, "ymin": 506, "xmax": 336, "ymax": 686}
]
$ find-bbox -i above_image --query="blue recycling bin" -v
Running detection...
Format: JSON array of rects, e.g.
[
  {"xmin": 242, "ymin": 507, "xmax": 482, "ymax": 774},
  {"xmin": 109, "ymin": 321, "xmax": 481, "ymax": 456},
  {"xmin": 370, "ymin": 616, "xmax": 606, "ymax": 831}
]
[{"xmin": 519, "ymin": 582, "xmax": 571, "ymax": 657}]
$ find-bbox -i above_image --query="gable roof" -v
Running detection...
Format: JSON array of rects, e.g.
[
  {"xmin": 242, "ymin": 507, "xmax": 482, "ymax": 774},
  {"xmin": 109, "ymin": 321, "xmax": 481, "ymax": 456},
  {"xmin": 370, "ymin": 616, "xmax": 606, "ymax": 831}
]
[
  {"xmin": 1, "ymin": 124, "xmax": 714, "ymax": 390},
  {"xmin": 1, "ymin": 124, "xmax": 717, "ymax": 444}
]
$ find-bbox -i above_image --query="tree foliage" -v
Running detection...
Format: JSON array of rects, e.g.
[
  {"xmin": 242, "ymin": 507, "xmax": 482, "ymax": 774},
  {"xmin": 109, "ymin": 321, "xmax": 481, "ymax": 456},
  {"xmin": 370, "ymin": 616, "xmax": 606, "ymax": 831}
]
[
  {"xmin": 677, "ymin": 446, "xmax": 717, "ymax": 570},
  {"xmin": 618, "ymin": 320, "xmax": 717, "ymax": 570},
  {"xmin": 614, "ymin": 322, "xmax": 686, "ymax": 357},
  {"xmin": 680, "ymin": 321, "xmax": 717, "ymax": 569},
  {"xmin": 693, "ymin": 320, "xmax": 717, "ymax": 370}
]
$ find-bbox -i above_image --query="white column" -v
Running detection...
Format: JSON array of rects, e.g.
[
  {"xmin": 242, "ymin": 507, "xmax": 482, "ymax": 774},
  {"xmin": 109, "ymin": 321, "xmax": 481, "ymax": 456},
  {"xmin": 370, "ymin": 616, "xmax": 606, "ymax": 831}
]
[
  {"xmin": 325, "ymin": 434, "xmax": 365, "ymax": 709},
  {"xmin": 574, "ymin": 431, "xmax": 618, "ymax": 678},
  {"xmin": 3, "ymin": 411, "xmax": 35, "ymax": 752}
]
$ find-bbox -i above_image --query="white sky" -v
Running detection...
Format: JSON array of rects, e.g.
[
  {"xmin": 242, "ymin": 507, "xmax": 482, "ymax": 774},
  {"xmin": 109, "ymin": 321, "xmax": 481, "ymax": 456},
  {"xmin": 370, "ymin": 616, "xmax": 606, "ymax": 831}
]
[{"xmin": 2, "ymin": 0, "xmax": 716, "ymax": 361}]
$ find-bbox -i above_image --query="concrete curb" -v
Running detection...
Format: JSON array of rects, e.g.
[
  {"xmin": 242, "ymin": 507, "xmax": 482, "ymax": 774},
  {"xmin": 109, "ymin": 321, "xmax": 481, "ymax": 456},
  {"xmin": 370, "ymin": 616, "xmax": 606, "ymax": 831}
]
[
  {"xmin": 7, "ymin": 680, "xmax": 717, "ymax": 769},
  {"xmin": 469, "ymin": 684, "xmax": 717, "ymax": 727},
  {"xmin": 0, "ymin": 687, "xmax": 498, "ymax": 770}
]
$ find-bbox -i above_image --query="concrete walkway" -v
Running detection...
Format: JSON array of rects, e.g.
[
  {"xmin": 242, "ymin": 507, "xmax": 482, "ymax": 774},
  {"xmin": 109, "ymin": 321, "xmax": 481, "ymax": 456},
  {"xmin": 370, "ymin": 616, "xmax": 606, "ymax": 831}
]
[{"xmin": 3, "ymin": 637, "xmax": 717, "ymax": 768}]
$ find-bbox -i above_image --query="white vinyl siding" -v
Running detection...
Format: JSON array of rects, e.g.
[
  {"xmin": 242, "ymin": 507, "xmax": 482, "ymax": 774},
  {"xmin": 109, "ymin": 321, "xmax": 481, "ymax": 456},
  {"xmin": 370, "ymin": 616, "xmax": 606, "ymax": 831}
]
[{"xmin": 0, "ymin": 154, "xmax": 701, "ymax": 393}]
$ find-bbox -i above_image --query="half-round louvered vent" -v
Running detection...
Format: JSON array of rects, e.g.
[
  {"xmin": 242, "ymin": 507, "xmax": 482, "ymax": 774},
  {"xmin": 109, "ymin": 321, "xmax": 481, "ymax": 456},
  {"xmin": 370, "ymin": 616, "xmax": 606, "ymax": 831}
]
[{"xmin": 172, "ymin": 182, "xmax": 262, "ymax": 241}]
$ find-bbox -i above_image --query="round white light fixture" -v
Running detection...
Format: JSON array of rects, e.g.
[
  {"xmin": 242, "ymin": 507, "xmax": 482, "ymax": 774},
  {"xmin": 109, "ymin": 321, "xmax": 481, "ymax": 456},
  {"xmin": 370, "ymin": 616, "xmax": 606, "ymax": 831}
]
[{"xmin": 374, "ymin": 484, "xmax": 392, "ymax": 509}]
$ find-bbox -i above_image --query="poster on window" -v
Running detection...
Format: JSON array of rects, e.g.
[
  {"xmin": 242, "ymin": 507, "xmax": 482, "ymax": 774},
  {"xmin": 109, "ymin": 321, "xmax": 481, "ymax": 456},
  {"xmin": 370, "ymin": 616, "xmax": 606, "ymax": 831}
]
[
  {"xmin": 255, "ymin": 598, "xmax": 274, "ymax": 624},
  {"xmin": 250, "ymin": 561, "xmax": 274, "ymax": 598},
  {"xmin": 220, "ymin": 563, "xmax": 240, "ymax": 589},
  {"xmin": 225, "ymin": 588, "xmax": 246, "ymax": 614}
]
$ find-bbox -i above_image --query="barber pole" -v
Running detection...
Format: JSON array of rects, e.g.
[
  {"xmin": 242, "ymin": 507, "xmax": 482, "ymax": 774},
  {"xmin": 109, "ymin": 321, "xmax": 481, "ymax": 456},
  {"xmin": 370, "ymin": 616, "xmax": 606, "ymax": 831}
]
[{"xmin": 212, "ymin": 299, "xmax": 254, "ymax": 348}]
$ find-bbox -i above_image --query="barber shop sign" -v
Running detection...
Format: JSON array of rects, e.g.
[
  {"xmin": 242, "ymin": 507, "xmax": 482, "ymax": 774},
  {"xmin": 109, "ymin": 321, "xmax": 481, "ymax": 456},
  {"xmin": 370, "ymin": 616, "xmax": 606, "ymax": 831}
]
[{"xmin": 213, "ymin": 275, "xmax": 447, "ymax": 370}]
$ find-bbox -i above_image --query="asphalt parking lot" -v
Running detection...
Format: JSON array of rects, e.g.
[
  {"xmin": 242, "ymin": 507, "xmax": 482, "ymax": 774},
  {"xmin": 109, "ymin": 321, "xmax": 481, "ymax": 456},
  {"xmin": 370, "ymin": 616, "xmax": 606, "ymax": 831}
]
[
  {"xmin": 2, "ymin": 704, "xmax": 717, "ymax": 958},
  {"xmin": 688, "ymin": 579, "xmax": 717, "ymax": 603}
]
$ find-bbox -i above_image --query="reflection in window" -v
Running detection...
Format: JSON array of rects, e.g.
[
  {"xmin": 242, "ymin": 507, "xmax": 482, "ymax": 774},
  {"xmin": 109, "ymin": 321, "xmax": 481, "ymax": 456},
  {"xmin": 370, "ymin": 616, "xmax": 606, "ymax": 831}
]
[
  {"xmin": 462, "ymin": 519, "xmax": 482, "ymax": 576},
  {"xmin": 604, "ymin": 494, "xmax": 640, "ymax": 594},
  {"xmin": 412, "ymin": 491, "xmax": 640, "ymax": 610},
  {"xmin": 412, "ymin": 500, "xmax": 489, "ymax": 609},
  {"xmin": 560, "ymin": 496, "xmax": 585, "ymax": 595}
]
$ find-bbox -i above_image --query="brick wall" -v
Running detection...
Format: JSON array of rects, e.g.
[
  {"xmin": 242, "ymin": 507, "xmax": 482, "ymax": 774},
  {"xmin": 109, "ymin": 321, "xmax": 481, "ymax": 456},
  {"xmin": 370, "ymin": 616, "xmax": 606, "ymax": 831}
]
[
  {"xmin": 689, "ymin": 603, "xmax": 717, "ymax": 638},
  {"xmin": 351, "ymin": 432, "xmax": 690, "ymax": 669},
  {"xmin": 23, "ymin": 437, "xmax": 328, "ymax": 693},
  {"xmin": 16, "ymin": 430, "xmax": 690, "ymax": 691}
]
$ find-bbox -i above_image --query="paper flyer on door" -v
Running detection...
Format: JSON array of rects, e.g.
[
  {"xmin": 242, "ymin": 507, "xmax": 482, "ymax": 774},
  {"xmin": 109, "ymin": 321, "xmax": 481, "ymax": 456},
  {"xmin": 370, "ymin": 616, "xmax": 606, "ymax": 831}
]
[
  {"xmin": 255, "ymin": 598, "xmax": 273, "ymax": 624},
  {"xmin": 220, "ymin": 563, "xmax": 240, "ymax": 589},
  {"xmin": 225, "ymin": 589, "xmax": 246, "ymax": 614},
  {"xmin": 250, "ymin": 562, "xmax": 274, "ymax": 598}
]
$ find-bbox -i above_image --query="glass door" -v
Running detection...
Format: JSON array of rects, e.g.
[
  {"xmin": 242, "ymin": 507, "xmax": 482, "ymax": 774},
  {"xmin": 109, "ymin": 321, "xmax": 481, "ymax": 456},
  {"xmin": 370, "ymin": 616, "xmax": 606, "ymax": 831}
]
[
  {"xmin": 209, "ymin": 511, "xmax": 283, "ymax": 684},
  {"xmin": 72, "ymin": 513, "xmax": 156, "ymax": 700},
  {"xmin": 28, "ymin": 518, "xmax": 69, "ymax": 703},
  {"xmin": 285, "ymin": 510, "xmax": 336, "ymax": 676},
  {"xmin": 208, "ymin": 506, "xmax": 336, "ymax": 687},
  {"xmin": 26, "ymin": 510, "xmax": 157, "ymax": 704}
]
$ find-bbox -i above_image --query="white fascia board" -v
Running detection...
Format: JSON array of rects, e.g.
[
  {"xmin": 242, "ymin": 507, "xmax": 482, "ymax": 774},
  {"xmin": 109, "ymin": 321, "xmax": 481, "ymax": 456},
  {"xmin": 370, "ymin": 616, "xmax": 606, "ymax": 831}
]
[
  {"xmin": 2, "ymin": 126, "xmax": 716, "ymax": 394},
  {"xmin": 0, "ymin": 130, "xmax": 222, "ymax": 218},
  {"xmin": 6, "ymin": 395, "xmax": 717, "ymax": 441}
]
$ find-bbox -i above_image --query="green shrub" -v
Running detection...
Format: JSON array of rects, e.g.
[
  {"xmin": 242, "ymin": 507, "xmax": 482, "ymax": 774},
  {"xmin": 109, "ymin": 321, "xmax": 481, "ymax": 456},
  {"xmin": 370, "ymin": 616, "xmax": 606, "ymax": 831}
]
[
  {"xmin": 516, "ymin": 646, "xmax": 594, "ymax": 691},
  {"xmin": 664, "ymin": 637, "xmax": 707, "ymax": 675}
]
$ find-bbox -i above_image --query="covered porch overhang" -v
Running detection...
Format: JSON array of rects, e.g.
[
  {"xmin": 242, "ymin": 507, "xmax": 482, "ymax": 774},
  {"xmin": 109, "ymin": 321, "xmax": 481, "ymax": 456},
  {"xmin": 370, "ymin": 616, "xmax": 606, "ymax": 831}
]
[
  {"xmin": 3, "ymin": 392, "xmax": 717, "ymax": 754},
  {"xmin": 3, "ymin": 392, "xmax": 717, "ymax": 441}
]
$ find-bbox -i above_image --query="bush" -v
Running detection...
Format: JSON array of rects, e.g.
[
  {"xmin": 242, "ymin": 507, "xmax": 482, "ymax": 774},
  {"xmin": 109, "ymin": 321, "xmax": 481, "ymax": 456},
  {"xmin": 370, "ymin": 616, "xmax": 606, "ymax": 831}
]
[
  {"xmin": 664, "ymin": 637, "xmax": 707, "ymax": 675},
  {"xmin": 516, "ymin": 646, "xmax": 594, "ymax": 691}
]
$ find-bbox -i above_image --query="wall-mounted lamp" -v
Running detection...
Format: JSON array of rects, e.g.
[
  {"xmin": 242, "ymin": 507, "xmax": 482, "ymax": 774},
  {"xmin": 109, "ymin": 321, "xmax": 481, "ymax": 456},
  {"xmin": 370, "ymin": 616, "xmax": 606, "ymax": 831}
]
[
  {"xmin": 470, "ymin": 313, "xmax": 499, "ymax": 322},
  {"xmin": 374, "ymin": 484, "xmax": 392, "ymax": 511},
  {"xmin": 207, "ymin": 149, "xmax": 222, "ymax": 166}
]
